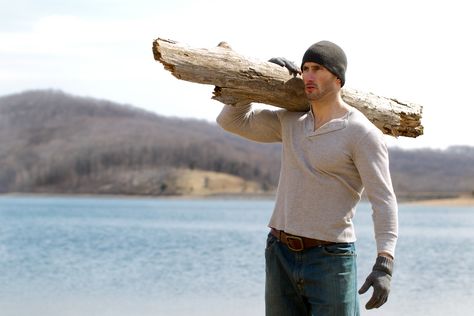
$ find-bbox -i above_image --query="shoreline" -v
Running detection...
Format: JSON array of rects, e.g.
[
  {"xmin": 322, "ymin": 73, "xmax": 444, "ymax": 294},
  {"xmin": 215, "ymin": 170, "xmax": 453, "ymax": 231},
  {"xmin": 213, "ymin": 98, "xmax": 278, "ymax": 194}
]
[
  {"xmin": 0, "ymin": 191, "xmax": 277, "ymax": 201},
  {"xmin": 2, "ymin": 192, "xmax": 474, "ymax": 206}
]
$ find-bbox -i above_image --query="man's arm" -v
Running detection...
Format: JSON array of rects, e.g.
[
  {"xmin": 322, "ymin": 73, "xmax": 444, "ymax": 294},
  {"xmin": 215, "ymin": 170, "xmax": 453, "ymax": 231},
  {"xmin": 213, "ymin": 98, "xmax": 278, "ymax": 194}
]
[
  {"xmin": 215, "ymin": 56, "xmax": 297, "ymax": 142},
  {"xmin": 353, "ymin": 128, "xmax": 398, "ymax": 310},
  {"xmin": 216, "ymin": 103, "xmax": 283, "ymax": 143},
  {"xmin": 353, "ymin": 129, "xmax": 398, "ymax": 257}
]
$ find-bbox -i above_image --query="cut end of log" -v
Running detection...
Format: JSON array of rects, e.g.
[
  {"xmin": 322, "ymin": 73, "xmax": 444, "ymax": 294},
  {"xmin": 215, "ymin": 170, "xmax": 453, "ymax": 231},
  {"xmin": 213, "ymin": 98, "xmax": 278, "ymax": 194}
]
[
  {"xmin": 152, "ymin": 38, "xmax": 177, "ymax": 73},
  {"xmin": 397, "ymin": 112, "xmax": 424, "ymax": 137}
]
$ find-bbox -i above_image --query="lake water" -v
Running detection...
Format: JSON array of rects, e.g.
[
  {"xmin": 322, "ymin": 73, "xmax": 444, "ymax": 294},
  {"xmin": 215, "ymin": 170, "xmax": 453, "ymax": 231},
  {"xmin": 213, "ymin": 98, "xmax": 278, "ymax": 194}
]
[{"xmin": 0, "ymin": 196, "xmax": 473, "ymax": 316}]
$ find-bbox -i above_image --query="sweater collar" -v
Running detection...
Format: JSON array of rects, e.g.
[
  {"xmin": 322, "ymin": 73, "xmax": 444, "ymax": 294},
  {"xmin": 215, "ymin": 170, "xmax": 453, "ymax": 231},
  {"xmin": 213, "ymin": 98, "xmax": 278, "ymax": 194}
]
[{"xmin": 305, "ymin": 107, "xmax": 351, "ymax": 137}]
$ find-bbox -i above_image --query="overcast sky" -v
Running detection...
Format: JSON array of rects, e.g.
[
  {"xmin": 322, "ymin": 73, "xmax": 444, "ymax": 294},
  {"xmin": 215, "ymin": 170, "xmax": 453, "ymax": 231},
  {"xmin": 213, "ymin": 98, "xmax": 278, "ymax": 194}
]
[{"xmin": 1, "ymin": 0, "xmax": 473, "ymax": 149}]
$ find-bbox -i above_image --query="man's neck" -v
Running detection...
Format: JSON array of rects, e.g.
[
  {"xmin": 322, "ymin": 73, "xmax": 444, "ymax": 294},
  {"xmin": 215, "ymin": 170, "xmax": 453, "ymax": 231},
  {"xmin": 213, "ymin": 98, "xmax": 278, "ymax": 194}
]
[{"xmin": 310, "ymin": 92, "xmax": 350, "ymax": 130}]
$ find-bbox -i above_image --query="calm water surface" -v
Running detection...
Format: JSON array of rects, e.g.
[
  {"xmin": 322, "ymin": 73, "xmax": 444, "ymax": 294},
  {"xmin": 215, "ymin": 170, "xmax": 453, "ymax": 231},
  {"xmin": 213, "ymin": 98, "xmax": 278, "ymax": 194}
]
[{"xmin": 0, "ymin": 196, "xmax": 473, "ymax": 316}]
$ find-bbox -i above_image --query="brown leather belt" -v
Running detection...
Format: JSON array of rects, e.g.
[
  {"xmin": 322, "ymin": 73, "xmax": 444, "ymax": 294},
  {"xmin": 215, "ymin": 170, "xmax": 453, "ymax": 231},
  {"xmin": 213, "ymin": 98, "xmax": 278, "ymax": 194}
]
[{"xmin": 270, "ymin": 228, "xmax": 335, "ymax": 252}]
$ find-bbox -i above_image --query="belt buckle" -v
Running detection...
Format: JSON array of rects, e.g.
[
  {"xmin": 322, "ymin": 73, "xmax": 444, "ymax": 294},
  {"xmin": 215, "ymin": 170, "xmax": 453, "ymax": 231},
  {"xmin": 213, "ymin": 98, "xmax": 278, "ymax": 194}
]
[{"xmin": 286, "ymin": 235, "xmax": 304, "ymax": 252}]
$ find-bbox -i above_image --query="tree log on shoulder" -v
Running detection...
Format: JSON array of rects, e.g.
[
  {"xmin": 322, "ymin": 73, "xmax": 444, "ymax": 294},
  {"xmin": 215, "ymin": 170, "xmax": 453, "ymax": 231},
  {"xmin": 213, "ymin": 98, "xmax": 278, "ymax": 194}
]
[{"xmin": 152, "ymin": 37, "xmax": 423, "ymax": 138}]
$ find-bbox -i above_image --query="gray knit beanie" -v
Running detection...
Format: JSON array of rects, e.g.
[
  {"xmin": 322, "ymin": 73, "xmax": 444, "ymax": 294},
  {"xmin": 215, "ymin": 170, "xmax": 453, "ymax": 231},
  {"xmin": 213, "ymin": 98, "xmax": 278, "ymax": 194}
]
[{"xmin": 301, "ymin": 41, "xmax": 347, "ymax": 86}]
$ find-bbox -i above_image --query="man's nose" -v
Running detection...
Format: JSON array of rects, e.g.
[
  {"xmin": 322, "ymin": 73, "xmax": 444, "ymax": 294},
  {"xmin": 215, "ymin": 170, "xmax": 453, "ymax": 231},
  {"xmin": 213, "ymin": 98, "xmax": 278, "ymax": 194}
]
[{"xmin": 304, "ymin": 73, "xmax": 316, "ymax": 81}]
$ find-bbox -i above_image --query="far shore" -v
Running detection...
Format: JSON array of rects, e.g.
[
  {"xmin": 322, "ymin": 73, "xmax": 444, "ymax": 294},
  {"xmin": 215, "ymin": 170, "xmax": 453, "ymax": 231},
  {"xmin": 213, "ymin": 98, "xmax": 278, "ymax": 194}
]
[{"xmin": 401, "ymin": 196, "xmax": 474, "ymax": 207}]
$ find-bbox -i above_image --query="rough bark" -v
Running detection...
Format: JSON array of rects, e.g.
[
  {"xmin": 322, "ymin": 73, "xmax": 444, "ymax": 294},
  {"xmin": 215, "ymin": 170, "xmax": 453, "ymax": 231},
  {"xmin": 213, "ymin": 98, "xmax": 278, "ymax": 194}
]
[{"xmin": 153, "ymin": 37, "xmax": 423, "ymax": 138}]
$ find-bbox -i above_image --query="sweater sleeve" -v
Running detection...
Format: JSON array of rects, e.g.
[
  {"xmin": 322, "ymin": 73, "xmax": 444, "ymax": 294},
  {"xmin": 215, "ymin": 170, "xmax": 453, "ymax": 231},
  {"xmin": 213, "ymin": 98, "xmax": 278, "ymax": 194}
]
[
  {"xmin": 216, "ymin": 103, "xmax": 283, "ymax": 143},
  {"xmin": 353, "ymin": 129, "xmax": 398, "ymax": 258}
]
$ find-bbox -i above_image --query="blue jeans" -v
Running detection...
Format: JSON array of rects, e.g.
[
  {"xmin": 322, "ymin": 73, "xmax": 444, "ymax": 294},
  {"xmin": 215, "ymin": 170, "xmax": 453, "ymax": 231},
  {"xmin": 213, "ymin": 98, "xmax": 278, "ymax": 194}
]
[{"xmin": 265, "ymin": 233, "xmax": 359, "ymax": 316}]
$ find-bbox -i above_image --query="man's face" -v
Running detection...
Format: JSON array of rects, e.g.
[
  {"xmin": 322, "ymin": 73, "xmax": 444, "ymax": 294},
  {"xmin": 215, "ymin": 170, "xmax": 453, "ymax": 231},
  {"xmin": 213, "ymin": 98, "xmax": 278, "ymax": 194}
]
[{"xmin": 302, "ymin": 62, "xmax": 340, "ymax": 101}]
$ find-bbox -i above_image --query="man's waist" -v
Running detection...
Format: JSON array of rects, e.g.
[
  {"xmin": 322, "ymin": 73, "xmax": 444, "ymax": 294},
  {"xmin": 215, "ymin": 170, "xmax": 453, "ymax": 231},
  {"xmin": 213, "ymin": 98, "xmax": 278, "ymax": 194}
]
[{"xmin": 270, "ymin": 228, "xmax": 337, "ymax": 252}]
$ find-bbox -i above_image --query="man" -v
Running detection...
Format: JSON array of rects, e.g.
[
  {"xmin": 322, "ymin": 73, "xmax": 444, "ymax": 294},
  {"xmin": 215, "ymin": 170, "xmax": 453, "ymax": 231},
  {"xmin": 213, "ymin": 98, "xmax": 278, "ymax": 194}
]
[{"xmin": 216, "ymin": 41, "xmax": 398, "ymax": 315}]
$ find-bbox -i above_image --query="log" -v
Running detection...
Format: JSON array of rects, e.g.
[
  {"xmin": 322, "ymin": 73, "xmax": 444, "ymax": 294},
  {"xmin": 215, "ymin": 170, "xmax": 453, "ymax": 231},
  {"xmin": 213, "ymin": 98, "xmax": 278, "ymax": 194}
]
[{"xmin": 152, "ymin": 37, "xmax": 423, "ymax": 138}]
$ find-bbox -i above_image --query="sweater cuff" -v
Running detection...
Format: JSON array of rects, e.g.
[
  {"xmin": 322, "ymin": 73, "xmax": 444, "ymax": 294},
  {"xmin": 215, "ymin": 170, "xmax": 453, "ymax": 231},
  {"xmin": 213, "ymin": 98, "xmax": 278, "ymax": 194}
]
[{"xmin": 372, "ymin": 255, "xmax": 394, "ymax": 276}]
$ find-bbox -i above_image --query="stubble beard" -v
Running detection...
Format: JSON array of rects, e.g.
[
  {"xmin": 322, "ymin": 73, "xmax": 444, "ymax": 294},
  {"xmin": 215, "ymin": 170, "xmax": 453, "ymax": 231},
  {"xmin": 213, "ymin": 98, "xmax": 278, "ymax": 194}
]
[
  {"xmin": 306, "ymin": 86, "xmax": 328, "ymax": 101},
  {"xmin": 306, "ymin": 91, "xmax": 322, "ymax": 101},
  {"xmin": 305, "ymin": 82, "xmax": 338, "ymax": 102}
]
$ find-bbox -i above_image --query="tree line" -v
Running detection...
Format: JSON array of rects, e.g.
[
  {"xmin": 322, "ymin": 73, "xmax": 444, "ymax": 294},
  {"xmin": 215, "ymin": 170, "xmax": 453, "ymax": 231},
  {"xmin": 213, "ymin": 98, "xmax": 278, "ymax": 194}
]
[{"xmin": 1, "ymin": 89, "xmax": 473, "ymax": 197}]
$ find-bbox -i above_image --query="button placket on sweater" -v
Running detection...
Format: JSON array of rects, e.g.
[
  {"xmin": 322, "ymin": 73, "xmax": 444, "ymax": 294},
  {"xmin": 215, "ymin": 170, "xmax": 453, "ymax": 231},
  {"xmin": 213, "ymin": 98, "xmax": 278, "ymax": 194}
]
[{"xmin": 304, "ymin": 111, "xmax": 348, "ymax": 138}]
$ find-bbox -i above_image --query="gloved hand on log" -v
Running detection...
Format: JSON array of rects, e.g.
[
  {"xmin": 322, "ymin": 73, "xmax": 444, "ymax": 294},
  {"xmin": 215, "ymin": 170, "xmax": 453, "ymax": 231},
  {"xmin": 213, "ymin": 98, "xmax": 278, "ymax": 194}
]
[{"xmin": 268, "ymin": 57, "xmax": 301, "ymax": 76}]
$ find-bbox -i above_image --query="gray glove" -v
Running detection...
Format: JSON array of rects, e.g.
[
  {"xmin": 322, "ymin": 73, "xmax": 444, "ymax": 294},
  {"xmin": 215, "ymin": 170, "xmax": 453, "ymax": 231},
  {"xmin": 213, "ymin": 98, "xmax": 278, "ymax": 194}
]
[
  {"xmin": 358, "ymin": 256, "xmax": 393, "ymax": 310},
  {"xmin": 268, "ymin": 57, "xmax": 301, "ymax": 76}
]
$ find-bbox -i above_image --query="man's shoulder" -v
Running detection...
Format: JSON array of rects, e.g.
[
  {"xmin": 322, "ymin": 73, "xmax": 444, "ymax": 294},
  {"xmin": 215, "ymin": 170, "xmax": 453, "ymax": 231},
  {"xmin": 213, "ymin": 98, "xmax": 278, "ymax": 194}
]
[
  {"xmin": 346, "ymin": 107, "xmax": 387, "ymax": 149},
  {"xmin": 347, "ymin": 107, "xmax": 381, "ymax": 135}
]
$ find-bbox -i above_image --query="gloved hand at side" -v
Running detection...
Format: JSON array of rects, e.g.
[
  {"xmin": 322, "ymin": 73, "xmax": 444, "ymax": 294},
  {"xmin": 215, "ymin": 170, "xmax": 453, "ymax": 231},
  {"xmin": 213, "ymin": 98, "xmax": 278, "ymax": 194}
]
[
  {"xmin": 358, "ymin": 255, "xmax": 393, "ymax": 310},
  {"xmin": 268, "ymin": 57, "xmax": 301, "ymax": 76}
]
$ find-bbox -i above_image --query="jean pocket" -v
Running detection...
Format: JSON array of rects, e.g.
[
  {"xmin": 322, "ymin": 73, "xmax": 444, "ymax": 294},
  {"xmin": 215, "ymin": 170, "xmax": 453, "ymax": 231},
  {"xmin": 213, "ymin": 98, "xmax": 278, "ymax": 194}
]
[
  {"xmin": 322, "ymin": 243, "xmax": 356, "ymax": 256},
  {"xmin": 265, "ymin": 233, "xmax": 278, "ymax": 250}
]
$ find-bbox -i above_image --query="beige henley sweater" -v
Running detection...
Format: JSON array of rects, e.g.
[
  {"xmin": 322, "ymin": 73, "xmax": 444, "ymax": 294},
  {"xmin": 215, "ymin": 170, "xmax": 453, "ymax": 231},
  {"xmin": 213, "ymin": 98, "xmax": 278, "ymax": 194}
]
[{"xmin": 216, "ymin": 104, "xmax": 398, "ymax": 257}]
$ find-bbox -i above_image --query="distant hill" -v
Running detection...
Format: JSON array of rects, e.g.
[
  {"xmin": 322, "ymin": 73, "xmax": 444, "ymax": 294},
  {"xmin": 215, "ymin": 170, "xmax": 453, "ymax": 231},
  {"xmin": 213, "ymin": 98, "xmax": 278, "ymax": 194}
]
[
  {"xmin": 0, "ymin": 90, "xmax": 280, "ymax": 195},
  {"xmin": 389, "ymin": 146, "xmax": 474, "ymax": 199},
  {"xmin": 0, "ymin": 89, "xmax": 473, "ymax": 199}
]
